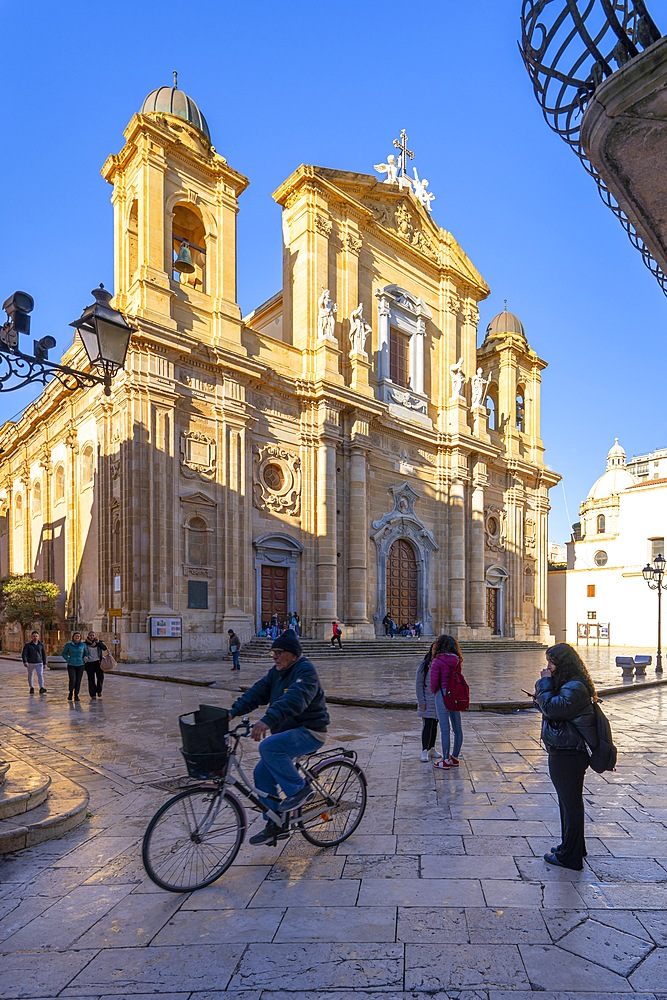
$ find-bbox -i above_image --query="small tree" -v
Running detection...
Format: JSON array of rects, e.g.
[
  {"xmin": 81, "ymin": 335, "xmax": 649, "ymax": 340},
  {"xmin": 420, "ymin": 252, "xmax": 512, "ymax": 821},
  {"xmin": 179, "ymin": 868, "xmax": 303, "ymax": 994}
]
[{"xmin": 0, "ymin": 576, "xmax": 60, "ymax": 643}]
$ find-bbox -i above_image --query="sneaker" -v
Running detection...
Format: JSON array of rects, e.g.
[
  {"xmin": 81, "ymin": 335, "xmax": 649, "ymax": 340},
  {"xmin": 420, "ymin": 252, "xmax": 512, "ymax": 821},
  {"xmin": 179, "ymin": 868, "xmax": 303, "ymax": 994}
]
[
  {"xmin": 433, "ymin": 759, "xmax": 451, "ymax": 769},
  {"xmin": 29, "ymin": 687, "xmax": 35, "ymax": 694},
  {"xmin": 428, "ymin": 748, "xmax": 443, "ymax": 760},
  {"xmin": 39, "ymin": 688, "xmax": 47, "ymax": 694},
  {"xmin": 248, "ymin": 821, "xmax": 288, "ymax": 846},
  {"xmin": 420, "ymin": 749, "xmax": 430, "ymax": 762},
  {"xmin": 90, "ymin": 695, "xmax": 97, "ymax": 700},
  {"xmin": 279, "ymin": 784, "xmax": 316, "ymax": 814},
  {"xmin": 447, "ymin": 756, "xmax": 460, "ymax": 767}
]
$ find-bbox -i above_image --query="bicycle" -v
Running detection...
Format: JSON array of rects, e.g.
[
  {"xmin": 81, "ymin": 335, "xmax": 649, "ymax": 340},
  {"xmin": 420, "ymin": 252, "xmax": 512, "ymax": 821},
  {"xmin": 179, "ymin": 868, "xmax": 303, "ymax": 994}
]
[{"xmin": 142, "ymin": 714, "xmax": 367, "ymax": 893}]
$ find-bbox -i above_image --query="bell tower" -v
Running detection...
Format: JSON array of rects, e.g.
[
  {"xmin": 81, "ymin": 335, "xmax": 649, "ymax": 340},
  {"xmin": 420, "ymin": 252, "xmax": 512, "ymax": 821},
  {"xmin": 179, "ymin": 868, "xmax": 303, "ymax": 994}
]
[{"xmin": 101, "ymin": 75, "xmax": 249, "ymax": 349}]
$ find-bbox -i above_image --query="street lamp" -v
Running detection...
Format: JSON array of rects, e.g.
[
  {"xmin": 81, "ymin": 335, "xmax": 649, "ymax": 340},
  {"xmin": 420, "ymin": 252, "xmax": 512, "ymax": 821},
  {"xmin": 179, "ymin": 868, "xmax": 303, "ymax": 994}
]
[
  {"xmin": 642, "ymin": 553, "xmax": 667, "ymax": 673},
  {"xmin": 0, "ymin": 285, "xmax": 133, "ymax": 396}
]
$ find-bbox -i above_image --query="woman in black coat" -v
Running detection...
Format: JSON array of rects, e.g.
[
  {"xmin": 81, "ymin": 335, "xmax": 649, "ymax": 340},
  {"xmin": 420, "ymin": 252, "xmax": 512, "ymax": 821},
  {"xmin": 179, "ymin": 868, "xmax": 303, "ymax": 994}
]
[{"xmin": 534, "ymin": 642, "xmax": 598, "ymax": 871}]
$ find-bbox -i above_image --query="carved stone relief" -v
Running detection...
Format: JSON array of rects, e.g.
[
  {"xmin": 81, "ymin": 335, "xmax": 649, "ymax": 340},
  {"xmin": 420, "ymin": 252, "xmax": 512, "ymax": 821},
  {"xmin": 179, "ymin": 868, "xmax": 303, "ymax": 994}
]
[
  {"xmin": 180, "ymin": 430, "xmax": 216, "ymax": 480},
  {"xmin": 485, "ymin": 504, "xmax": 506, "ymax": 552},
  {"xmin": 253, "ymin": 445, "xmax": 301, "ymax": 516}
]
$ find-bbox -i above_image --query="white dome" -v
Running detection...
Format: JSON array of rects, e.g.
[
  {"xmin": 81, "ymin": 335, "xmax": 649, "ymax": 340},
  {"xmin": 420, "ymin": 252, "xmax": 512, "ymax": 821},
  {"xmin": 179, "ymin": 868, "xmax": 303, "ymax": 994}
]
[{"xmin": 586, "ymin": 438, "xmax": 636, "ymax": 499}]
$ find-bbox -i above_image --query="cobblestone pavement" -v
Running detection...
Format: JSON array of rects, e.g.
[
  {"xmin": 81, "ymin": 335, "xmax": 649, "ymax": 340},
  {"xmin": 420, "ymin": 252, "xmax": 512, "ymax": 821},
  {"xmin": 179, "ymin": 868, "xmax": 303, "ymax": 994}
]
[{"xmin": 3, "ymin": 658, "xmax": 667, "ymax": 998}]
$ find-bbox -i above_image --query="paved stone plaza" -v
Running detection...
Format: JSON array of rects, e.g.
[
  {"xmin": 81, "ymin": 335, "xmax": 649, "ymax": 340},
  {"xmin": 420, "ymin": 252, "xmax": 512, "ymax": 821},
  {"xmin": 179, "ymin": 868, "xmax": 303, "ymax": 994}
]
[{"xmin": 2, "ymin": 651, "xmax": 667, "ymax": 999}]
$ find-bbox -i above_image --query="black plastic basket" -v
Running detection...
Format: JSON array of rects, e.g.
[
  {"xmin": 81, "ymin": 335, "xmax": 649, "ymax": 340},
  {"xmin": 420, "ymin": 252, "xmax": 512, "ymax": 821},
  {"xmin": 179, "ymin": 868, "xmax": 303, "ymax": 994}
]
[{"xmin": 179, "ymin": 704, "xmax": 229, "ymax": 778}]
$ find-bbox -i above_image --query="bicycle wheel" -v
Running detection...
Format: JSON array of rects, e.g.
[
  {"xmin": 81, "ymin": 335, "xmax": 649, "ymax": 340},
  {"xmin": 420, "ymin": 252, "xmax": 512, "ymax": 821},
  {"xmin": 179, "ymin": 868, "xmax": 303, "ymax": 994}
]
[
  {"xmin": 142, "ymin": 786, "xmax": 245, "ymax": 892},
  {"xmin": 299, "ymin": 758, "xmax": 367, "ymax": 847}
]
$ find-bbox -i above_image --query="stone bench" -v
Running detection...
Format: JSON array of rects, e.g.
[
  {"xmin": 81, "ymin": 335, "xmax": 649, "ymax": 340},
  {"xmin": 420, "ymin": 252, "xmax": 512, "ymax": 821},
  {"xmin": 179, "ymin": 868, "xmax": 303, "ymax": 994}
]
[
  {"xmin": 616, "ymin": 655, "xmax": 635, "ymax": 678},
  {"xmin": 633, "ymin": 654, "xmax": 652, "ymax": 676}
]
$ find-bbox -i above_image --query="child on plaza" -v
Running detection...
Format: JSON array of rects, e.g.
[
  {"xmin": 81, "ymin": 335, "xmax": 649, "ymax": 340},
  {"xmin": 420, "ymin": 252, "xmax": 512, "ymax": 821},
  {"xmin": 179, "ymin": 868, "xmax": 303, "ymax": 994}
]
[{"xmin": 415, "ymin": 647, "xmax": 441, "ymax": 762}]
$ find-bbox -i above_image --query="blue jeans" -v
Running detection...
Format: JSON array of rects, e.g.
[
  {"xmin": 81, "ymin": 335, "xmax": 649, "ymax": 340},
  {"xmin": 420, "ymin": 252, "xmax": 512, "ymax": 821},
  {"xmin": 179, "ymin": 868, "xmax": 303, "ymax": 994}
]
[
  {"xmin": 232, "ymin": 650, "xmax": 240, "ymax": 669},
  {"xmin": 254, "ymin": 726, "xmax": 324, "ymax": 815},
  {"xmin": 435, "ymin": 691, "xmax": 463, "ymax": 759}
]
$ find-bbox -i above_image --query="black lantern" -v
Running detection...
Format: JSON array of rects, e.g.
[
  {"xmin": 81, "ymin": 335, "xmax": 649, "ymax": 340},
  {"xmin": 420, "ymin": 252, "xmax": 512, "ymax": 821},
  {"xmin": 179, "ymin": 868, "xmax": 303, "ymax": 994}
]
[{"xmin": 70, "ymin": 285, "xmax": 133, "ymax": 385}]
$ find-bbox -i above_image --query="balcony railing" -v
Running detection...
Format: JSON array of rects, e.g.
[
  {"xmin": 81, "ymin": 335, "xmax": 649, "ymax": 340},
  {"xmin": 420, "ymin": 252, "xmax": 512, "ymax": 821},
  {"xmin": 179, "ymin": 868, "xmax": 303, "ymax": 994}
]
[{"xmin": 519, "ymin": 1, "xmax": 664, "ymax": 292}]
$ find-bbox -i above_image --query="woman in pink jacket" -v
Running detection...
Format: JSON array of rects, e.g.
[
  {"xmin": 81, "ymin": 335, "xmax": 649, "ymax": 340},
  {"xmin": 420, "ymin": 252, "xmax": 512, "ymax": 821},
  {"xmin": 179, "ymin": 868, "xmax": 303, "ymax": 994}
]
[{"xmin": 429, "ymin": 634, "xmax": 464, "ymax": 770}]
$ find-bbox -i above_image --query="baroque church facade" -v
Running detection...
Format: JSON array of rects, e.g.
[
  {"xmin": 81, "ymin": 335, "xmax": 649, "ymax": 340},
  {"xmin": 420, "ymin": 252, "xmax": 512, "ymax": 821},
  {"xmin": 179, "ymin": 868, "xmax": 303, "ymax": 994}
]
[{"xmin": 0, "ymin": 84, "xmax": 559, "ymax": 660}]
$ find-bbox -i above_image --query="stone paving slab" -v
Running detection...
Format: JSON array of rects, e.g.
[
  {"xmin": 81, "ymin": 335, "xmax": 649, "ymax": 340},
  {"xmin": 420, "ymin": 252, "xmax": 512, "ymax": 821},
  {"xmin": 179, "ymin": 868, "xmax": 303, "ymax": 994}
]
[{"xmin": 4, "ymin": 659, "xmax": 667, "ymax": 997}]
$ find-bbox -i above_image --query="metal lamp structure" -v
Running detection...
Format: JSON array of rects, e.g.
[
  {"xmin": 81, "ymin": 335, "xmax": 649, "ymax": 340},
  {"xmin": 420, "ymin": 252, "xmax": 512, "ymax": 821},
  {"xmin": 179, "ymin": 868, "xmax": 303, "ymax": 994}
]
[
  {"xmin": 642, "ymin": 553, "xmax": 667, "ymax": 672},
  {"xmin": 0, "ymin": 284, "xmax": 133, "ymax": 396},
  {"xmin": 69, "ymin": 285, "xmax": 133, "ymax": 392}
]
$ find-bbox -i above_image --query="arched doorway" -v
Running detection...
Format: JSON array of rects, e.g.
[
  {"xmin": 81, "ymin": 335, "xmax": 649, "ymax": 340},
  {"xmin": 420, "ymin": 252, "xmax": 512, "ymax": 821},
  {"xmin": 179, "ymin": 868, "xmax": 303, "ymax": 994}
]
[{"xmin": 386, "ymin": 539, "xmax": 418, "ymax": 625}]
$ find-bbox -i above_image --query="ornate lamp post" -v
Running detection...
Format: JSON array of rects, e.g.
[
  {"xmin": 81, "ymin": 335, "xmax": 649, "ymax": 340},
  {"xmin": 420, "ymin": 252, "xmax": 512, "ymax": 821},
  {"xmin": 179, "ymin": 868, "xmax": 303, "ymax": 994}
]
[
  {"xmin": 1, "ymin": 285, "xmax": 133, "ymax": 396},
  {"xmin": 642, "ymin": 553, "xmax": 667, "ymax": 673}
]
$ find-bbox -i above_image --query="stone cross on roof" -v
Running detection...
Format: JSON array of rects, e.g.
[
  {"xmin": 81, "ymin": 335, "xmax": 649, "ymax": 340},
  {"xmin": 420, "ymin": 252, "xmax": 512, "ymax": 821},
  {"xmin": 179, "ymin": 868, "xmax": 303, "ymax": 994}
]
[{"xmin": 393, "ymin": 129, "xmax": 414, "ymax": 177}]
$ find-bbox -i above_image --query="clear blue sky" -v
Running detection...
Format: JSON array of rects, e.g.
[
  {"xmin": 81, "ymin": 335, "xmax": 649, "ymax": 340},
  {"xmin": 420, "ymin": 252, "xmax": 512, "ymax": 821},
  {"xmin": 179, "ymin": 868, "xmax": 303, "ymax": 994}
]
[{"xmin": 1, "ymin": 0, "xmax": 664, "ymax": 544}]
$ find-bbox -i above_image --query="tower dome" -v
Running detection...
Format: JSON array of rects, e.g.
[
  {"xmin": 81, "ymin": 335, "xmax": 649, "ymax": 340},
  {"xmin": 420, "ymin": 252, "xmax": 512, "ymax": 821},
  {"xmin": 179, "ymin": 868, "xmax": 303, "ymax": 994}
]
[
  {"xmin": 586, "ymin": 438, "xmax": 636, "ymax": 500},
  {"xmin": 140, "ymin": 73, "xmax": 211, "ymax": 143},
  {"xmin": 484, "ymin": 305, "xmax": 526, "ymax": 341}
]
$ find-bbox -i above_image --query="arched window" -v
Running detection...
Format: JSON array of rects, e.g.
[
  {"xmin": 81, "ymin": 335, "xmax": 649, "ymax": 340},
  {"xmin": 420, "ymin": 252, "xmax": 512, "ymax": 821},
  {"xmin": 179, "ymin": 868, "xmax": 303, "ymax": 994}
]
[
  {"xmin": 187, "ymin": 516, "xmax": 209, "ymax": 566},
  {"xmin": 128, "ymin": 199, "xmax": 139, "ymax": 280},
  {"xmin": 81, "ymin": 445, "xmax": 94, "ymax": 487},
  {"xmin": 486, "ymin": 384, "xmax": 498, "ymax": 431},
  {"xmin": 31, "ymin": 481, "xmax": 42, "ymax": 517},
  {"xmin": 14, "ymin": 493, "xmax": 23, "ymax": 526},
  {"xmin": 597, "ymin": 514, "xmax": 606, "ymax": 534},
  {"xmin": 516, "ymin": 384, "xmax": 525, "ymax": 432},
  {"xmin": 54, "ymin": 463, "xmax": 65, "ymax": 503},
  {"xmin": 172, "ymin": 204, "xmax": 207, "ymax": 292}
]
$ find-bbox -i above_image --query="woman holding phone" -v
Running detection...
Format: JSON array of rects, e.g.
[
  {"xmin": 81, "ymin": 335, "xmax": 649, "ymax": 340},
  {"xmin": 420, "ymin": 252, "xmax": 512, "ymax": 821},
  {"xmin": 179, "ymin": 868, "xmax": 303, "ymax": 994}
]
[{"xmin": 533, "ymin": 642, "xmax": 597, "ymax": 871}]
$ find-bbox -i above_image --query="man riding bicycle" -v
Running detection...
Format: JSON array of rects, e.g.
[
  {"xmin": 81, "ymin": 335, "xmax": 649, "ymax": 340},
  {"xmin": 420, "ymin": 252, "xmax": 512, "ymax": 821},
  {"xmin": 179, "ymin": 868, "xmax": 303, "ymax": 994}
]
[{"xmin": 229, "ymin": 629, "xmax": 330, "ymax": 845}]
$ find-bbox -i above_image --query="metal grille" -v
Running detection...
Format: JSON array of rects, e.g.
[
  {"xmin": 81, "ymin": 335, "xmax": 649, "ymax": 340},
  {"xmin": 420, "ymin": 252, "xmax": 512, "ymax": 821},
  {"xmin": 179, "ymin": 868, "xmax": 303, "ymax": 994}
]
[{"xmin": 519, "ymin": 1, "xmax": 665, "ymax": 293}]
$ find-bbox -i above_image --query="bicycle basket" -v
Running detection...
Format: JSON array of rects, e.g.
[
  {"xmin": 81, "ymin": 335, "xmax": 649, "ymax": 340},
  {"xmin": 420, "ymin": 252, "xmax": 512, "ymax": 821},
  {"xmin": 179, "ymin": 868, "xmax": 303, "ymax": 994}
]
[{"xmin": 179, "ymin": 704, "xmax": 229, "ymax": 778}]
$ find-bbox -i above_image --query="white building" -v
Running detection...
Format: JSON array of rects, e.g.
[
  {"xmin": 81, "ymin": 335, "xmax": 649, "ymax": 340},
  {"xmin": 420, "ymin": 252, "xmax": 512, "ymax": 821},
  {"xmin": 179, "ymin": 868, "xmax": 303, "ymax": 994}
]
[{"xmin": 548, "ymin": 440, "xmax": 666, "ymax": 647}]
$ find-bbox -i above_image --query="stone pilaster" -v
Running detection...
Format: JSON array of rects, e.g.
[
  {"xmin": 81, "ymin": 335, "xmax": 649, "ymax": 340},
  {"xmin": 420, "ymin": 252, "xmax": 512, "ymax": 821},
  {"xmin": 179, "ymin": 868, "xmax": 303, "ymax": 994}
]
[
  {"xmin": 469, "ymin": 459, "xmax": 489, "ymax": 631},
  {"xmin": 346, "ymin": 413, "xmax": 374, "ymax": 637},
  {"xmin": 312, "ymin": 401, "xmax": 340, "ymax": 636}
]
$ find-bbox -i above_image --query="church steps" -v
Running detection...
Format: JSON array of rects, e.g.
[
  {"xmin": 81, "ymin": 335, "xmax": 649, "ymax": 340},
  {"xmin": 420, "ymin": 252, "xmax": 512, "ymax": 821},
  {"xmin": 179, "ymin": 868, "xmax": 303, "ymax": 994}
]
[
  {"xmin": 0, "ymin": 765, "xmax": 89, "ymax": 855},
  {"xmin": 241, "ymin": 638, "xmax": 546, "ymax": 660}
]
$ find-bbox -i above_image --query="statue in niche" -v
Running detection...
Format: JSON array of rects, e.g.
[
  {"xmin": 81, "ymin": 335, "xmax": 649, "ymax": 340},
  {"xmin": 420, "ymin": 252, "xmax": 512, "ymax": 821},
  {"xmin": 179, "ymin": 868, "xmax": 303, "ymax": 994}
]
[
  {"xmin": 349, "ymin": 303, "xmax": 371, "ymax": 354},
  {"xmin": 450, "ymin": 357, "xmax": 466, "ymax": 399},
  {"xmin": 317, "ymin": 289, "xmax": 337, "ymax": 341},
  {"xmin": 411, "ymin": 168, "xmax": 435, "ymax": 212},
  {"xmin": 471, "ymin": 367, "xmax": 490, "ymax": 408}
]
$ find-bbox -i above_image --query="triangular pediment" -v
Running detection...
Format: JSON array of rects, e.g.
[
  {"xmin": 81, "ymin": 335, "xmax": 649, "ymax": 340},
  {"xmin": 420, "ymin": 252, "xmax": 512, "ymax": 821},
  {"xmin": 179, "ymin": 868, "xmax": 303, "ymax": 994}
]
[
  {"xmin": 274, "ymin": 165, "xmax": 488, "ymax": 294},
  {"xmin": 179, "ymin": 490, "xmax": 217, "ymax": 507}
]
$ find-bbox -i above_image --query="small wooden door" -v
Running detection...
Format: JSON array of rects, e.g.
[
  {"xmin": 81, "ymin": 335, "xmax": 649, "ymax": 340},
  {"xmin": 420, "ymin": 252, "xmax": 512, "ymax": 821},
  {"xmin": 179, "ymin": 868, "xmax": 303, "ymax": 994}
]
[
  {"xmin": 261, "ymin": 565, "xmax": 288, "ymax": 624},
  {"xmin": 486, "ymin": 586, "xmax": 499, "ymax": 634},
  {"xmin": 386, "ymin": 539, "xmax": 418, "ymax": 625}
]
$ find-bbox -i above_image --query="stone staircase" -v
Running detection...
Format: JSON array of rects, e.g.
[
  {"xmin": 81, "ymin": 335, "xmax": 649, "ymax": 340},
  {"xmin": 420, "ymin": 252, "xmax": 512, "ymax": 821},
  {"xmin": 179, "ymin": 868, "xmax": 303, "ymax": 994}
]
[
  {"xmin": 243, "ymin": 636, "xmax": 546, "ymax": 663},
  {"xmin": 0, "ymin": 753, "xmax": 89, "ymax": 854}
]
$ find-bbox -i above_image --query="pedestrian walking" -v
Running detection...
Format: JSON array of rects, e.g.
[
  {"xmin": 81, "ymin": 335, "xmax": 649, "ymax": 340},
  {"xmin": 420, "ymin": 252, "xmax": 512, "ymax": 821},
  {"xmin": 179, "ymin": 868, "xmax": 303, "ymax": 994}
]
[
  {"xmin": 533, "ymin": 642, "xmax": 597, "ymax": 871},
  {"xmin": 429, "ymin": 634, "xmax": 464, "ymax": 770},
  {"xmin": 290, "ymin": 612, "xmax": 301, "ymax": 636},
  {"xmin": 22, "ymin": 630, "xmax": 48, "ymax": 695},
  {"xmin": 84, "ymin": 631, "xmax": 108, "ymax": 699},
  {"xmin": 415, "ymin": 648, "xmax": 441, "ymax": 762},
  {"xmin": 228, "ymin": 628, "xmax": 241, "ymax": 670},
  {"xmin": 270, "ymin": 613, "xmax": 279, "ymax": 640},
  {"xmin": 330, "ymin": 620, "xmax": 342, "ymax": 649},
  {"xmin": 61, "ymin": 631, "xmax": 90, "ymax": 702}
]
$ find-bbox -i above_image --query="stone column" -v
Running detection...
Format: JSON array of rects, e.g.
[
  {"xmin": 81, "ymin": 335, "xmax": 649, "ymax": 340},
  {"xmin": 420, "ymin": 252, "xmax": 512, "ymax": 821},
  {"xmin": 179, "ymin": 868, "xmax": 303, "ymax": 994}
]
[
  {"xmin": 313, "ymin": 402, "xmax": 340, "ymax": 636},
  {"xmin": 347, "ymin": 424, "xmax": 373, "ymax": 636},
  {"xmin": 505, "ymin": 478, "xmax": 526, "ymax": 639},
  {"xmin": 64, "ymin": 427, "xmax": 79, "ymax": 622},
  {"xmin": 536, "ymin": 486, "xmax": 552, "ymax": 641},
  {"xmin": 39, "ymin": 447, "xmax": 53, "ymax": 583},
  {"xmin": 469, "ymin": 460, "xmax": 488, "ymax": 630},
  {"xmin": 376, "ymin": 295, "xmax": 391, "ymax": 382},
  {"xmin": 447, "ymin": 478, "xmax": 467, "ymax": 627}
]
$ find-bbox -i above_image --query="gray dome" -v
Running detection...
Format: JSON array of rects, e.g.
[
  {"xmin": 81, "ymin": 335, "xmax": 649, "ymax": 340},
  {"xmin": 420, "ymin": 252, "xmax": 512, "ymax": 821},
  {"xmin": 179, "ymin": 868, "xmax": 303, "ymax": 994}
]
[
  {"xmin": 485, "ymin": 309, "xmax": 526, "ymax": 341},
  {"xmin": 140, "ymin": 79, "xmax": 211, "ymax": 143}
]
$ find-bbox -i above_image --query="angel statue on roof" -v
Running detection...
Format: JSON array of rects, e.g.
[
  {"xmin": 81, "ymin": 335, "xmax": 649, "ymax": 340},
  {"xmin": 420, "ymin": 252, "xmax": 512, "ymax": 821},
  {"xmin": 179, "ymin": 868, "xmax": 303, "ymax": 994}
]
[{"xmin": 412, "ymin": 168, "xmax": 435, "ymax": 212}]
